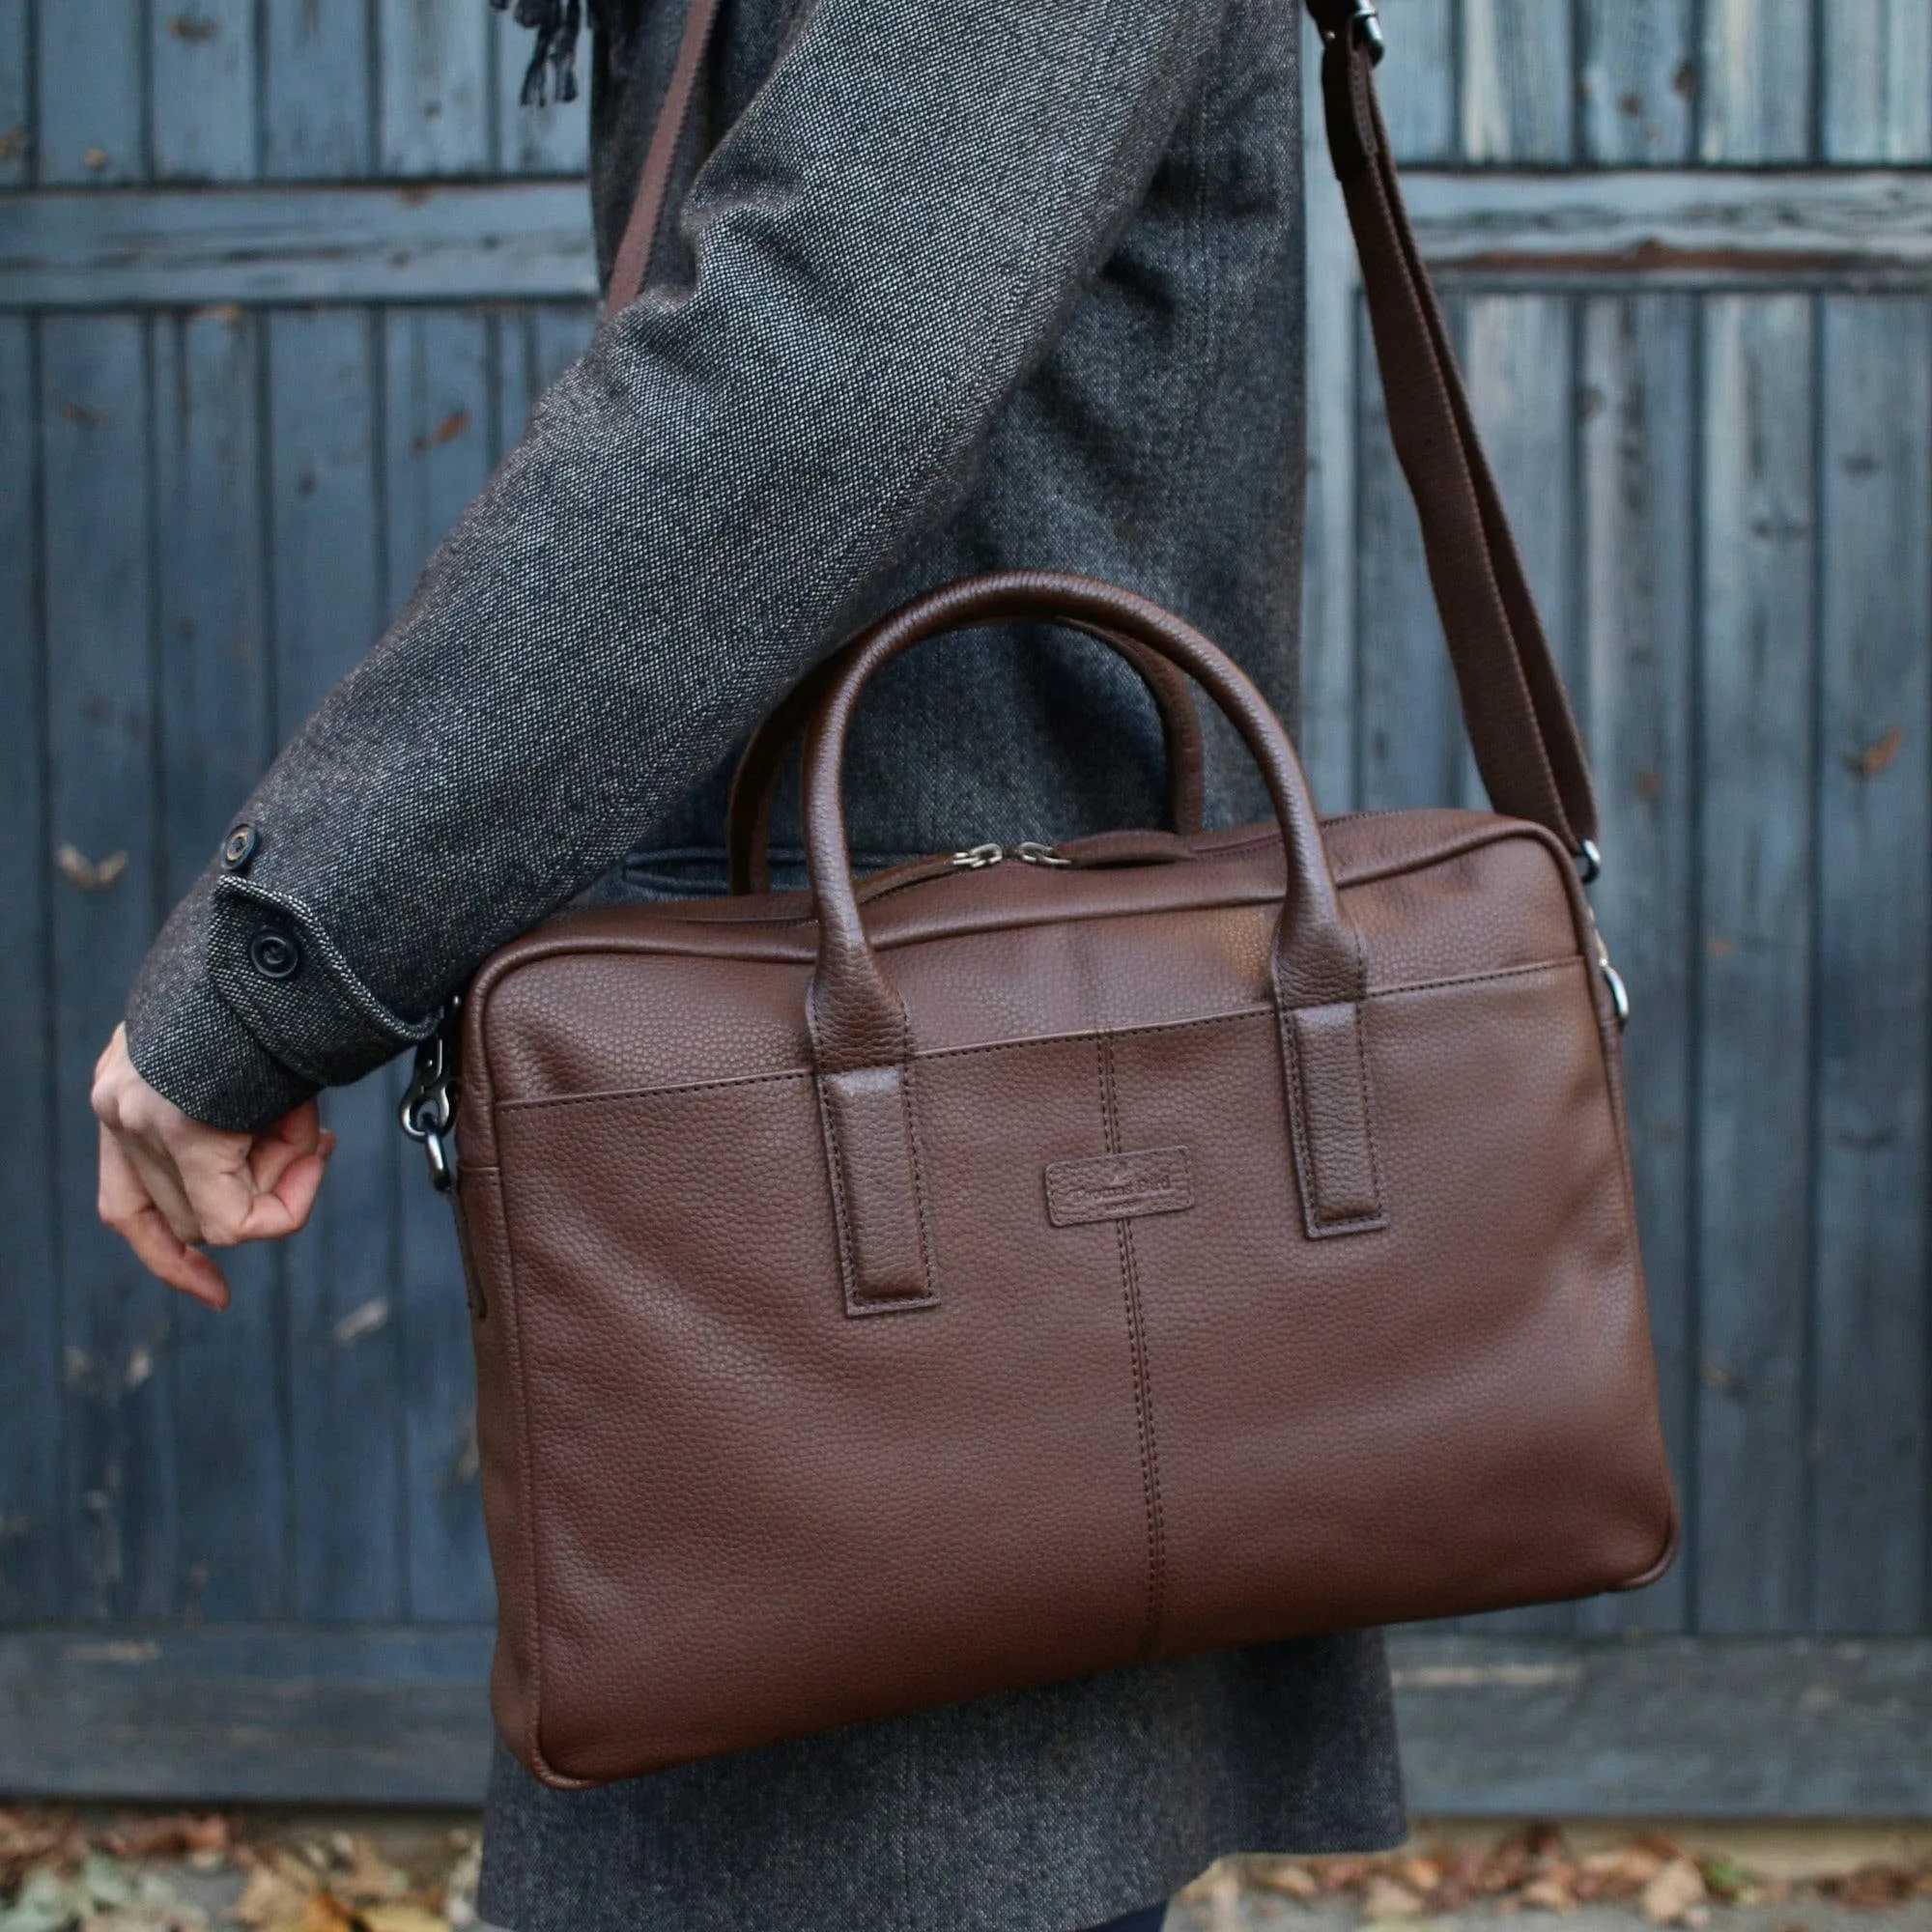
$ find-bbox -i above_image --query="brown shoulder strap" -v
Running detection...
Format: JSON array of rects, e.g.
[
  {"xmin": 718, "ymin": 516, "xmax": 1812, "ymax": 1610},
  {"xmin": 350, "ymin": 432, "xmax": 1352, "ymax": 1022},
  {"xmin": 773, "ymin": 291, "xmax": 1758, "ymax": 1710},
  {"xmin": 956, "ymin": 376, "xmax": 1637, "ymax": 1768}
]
[
  {"xmin": 1305, "ymin": 1, "xmax": 1597, "ymax": 853},
  {"xmin": 603, "ymin": 0, "xmax": 724, "ymax": 318},
  {"xmin": 606, "ymin": 0, "xmax": 1599, "ymax": 858}
]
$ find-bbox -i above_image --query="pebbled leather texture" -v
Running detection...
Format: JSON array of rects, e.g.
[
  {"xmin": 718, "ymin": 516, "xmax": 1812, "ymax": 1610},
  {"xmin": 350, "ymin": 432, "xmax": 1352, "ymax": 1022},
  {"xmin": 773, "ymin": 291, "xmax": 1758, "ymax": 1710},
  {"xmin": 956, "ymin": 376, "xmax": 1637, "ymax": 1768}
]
[{"xmin": 455, "ymin": 690, "xmax": 1679, "ymax": 1788}]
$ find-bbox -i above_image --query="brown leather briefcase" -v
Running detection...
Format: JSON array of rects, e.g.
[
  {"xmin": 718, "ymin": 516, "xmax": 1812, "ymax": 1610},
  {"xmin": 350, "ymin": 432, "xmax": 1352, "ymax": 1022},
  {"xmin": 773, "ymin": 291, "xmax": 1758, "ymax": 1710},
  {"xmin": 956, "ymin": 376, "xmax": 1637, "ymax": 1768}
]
[{"xmin": 417, "ymin": 2, "xmax": 1678, "ymax": 1788}]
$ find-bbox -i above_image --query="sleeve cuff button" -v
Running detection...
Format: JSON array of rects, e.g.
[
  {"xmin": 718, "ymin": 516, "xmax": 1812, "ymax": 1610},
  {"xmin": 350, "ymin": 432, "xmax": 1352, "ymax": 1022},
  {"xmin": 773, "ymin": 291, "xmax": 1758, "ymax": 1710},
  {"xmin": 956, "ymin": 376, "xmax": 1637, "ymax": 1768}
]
[
  {"xmin": 248, "ymin": 924, "xmax": 302, "ymax": 981},
  {"xmin": 222, "ymin": 823, "xmax": 259, "ymax": 870}
]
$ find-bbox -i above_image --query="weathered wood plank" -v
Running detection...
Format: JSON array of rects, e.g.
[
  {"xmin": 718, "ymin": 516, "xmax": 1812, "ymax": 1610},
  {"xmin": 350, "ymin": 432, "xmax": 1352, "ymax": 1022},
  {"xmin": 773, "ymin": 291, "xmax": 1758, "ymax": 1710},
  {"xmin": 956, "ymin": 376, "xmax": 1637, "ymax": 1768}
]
[
  {"xmin": 1571, "ymin": 294, "xmax": 1700, "ymax": 1637},
  {"xmin": 0, "ymin": 1624, "xmax": 497, "ymax": 1803},
  {"xmin": 260, "ymin": 0, "xmax": 371, "ymax": 179},
  {"xmin": 1809, "ymin": 297, "xmax": 1931, "ymax": 1635},
  {"xmin": 379, "ymin": 0, "xmax": 493, "ymax": 178},
  {"xmin": 1824, "ymin": 0, "xmax": 1932, "ymax": 162},
  {"xmin": 1388, "ymin": 1634, "xmax": 1932, "ymax": 1816},
  {"xmin": 1353, "ymin": 298, "xmax": 1463, "ymax": 813},
  {"xmin": 1461, "ymin": 0, "xmax": 1573, "ymax": 162},
  {"xmin": 0, "ymin": 0, "xmax": 29, "ymax": 188},
  {"xmin": 0, "ymin": 184, "xmax": 599, "ymax": 307},
  {"xmin": 380, "ymin": 308, "xmax": 496, "ymax": 1622},
  {"xmin": 1401, "ymin": 169, "xmax": 1932, "ymax": 291},
  {"xmin": 151, "ymin": 306, "xmax": 288, "ymax": 1623},
  {"xmin": 42, "ymin": 314, "xmax": 176, "ymax": 1619},
  {"xmin": 1578, "ymin": 0, "xmax": 1697, "ymax": 163},
  {"xmin": 150, "ymin": 0, "xmax": 256, "ymax": 182},
  {"xmin": 7, "ymin": 1627, "xmax": 1932, "ymax": 1812},
  {"xmin": 1699, "ymin": 0, "xmax": 1815, "ymax": 162},
  {"xmin": 493, "ymin": 7, "xmax": 591, "ymax": 176},
  {"xmin": 266, "ymin": 309, "xmax": 407, "ymax": 1623},
  {"xmin": 1369, "ymin": 0, "xmax": 1457, "ymax": 164},
  {"xmin": 10, "ymin": 174, "xmax": 1932, "ymax": 312},
  {"xmin": 0, "ymin": 315, "xmax": 62, "ymax": 1620},
  {"xmin": 36, "ymin": 0, "xmax": 145, "ymax": 185},
  {"xmin": 1695, "ymin": 293, "xmax": 1817, "ymax": 1634}
]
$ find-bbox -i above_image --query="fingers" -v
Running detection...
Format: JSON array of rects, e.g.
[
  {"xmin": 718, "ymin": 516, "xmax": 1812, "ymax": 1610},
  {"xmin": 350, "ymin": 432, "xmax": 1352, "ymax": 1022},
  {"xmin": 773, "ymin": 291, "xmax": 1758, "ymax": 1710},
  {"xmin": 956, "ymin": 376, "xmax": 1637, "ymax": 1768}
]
[
  {"xmin": 98, "ymin": 1122, "xmax": 230, "ymax": 1310},
  {"xmin": 175, "ymin": 1105, "xmax": 332, "ymax": 1247},
  {"xmin": 92, "ymin": 1027, "xmax": 335, "ymax": 1301}
]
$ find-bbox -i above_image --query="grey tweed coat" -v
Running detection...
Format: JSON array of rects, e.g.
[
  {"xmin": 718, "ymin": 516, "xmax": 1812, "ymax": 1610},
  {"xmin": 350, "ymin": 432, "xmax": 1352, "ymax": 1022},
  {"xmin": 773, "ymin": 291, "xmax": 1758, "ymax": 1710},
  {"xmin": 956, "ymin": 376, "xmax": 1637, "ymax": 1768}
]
[{"xmin": 123, "ymin": 0, "xmax": 1406, "ymax": 1923}]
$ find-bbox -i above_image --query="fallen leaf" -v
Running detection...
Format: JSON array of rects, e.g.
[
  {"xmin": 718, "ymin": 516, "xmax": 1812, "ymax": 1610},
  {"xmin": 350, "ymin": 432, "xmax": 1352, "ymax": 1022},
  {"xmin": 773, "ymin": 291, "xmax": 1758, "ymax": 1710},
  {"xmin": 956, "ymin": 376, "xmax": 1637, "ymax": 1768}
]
[
  {"xmin": 357, "ymin": 1907, "xmax": 450, "ymax": 1932},
  {"xmin": 1639, "ymin": 1856, "xmax": 1707, "ymax": 1924},
  {"xmin": 233, "ymin": 1865, "xmax": 313, "ymax": 1928},
  {"xmin": 1395, "ymin": 1857, "xmax": 1442, "ymax": 1896},
  {"xmin": 0, "ymin": 1864, "xmax": 82, "ymax": 1932},
  {"xmin": 325, "ymin": 1835, "xmax": 403, "ymax": 1906},
  {"xmin": 1520, "ymin": 1874, "xmax": 1576, "ymax": 1912},
  {"xmin": 1360, "ymin": 1876, "xmax": 1426, "ymax": 1920},
  {"xmin": 299, "ymin": 1896, "xmax": 355, "ymax": 1932},
  {"xmin": 1699, "ymin": 1855, "xmax": 1753, "ymax": 1902},
  {"xmin": 1251, "ymin": 1861, "xmax": 1319, "ymax": 1899}
]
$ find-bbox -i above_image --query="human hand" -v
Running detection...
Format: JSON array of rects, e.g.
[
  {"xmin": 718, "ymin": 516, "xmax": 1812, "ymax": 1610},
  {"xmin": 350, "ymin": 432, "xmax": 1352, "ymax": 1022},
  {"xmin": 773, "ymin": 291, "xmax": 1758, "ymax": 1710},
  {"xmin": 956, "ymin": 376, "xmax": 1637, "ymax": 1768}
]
[{"xmin": 92, "ymin": 1023, "xmax": 336, "ymax": 1310}]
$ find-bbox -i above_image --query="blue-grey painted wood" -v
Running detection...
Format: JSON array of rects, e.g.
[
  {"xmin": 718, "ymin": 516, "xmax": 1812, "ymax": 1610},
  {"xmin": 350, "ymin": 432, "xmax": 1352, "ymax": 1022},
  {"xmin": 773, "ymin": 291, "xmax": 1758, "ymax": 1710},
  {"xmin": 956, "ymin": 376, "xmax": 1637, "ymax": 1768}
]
[
  {"xmin": 1352, "ymin": 297, "xmax": 1465, "ymax": 813},
  {"xmin": 0, "ymin": 315, "xmax": 62, "ymax": 1622},
  {"xmin": 0, "ymin": 184, "xmax": 600, "ymax": 308},
  {"xmin": 1700, "ymin": 0, "xmax": 1816, "ymax": 162},
  {"xmin": 259, "ymin": 0, "xmax": 372, "ymax": 180},
  {"xmin": 1694, "ymin": 293, "xmax": 1817, "ymax": 1634},
  {"xmin": 1579, "ymin": 0, "xmax": 1697, "ymax": 163},
  {"xmin": 151, "ymin": 306, "xmax": 288, "ymax": 1623},
  {"xmin": 380, "ymin": 307, "xmax": 497, "ymax": 1622},
  {"xmin": 35, "ymin": 0, "xmax": 145, "ymax": 185},
  {"xmin": 41, "ymin": 314, "xmax": 176, "ymax": 1619},
  {"xmin": 1809, "ymin": 296, "xmax": 1931, "ymax": 1634},
  {"xmin": 379, "ymin": 0, "xmax": 493, "ymax": 178},
  {"xmin": 265, "ymin": 309, "xmax": 409, "ymax": 1624},
  {"xmin": 0, "ymin": 0, "xmax": 28, "ymax": 188},
  {"xmin": 150, "ymin": 0, "xmax": 256, "ymax": 183},
  {"xmin": 1824, "ymin": 0, "xmax": 1932, "ymax": 161},
  {"xmin": 1376, "ymin": 0, "xmax": 1457, "ymax": 164},
  {"xmin": 1571, "ymin": 294, "xmax": 1700, "ymax": 1638},
  {"xmin": 1462, "ymin": 0, "xmax": 1573, "ymax": 162}
]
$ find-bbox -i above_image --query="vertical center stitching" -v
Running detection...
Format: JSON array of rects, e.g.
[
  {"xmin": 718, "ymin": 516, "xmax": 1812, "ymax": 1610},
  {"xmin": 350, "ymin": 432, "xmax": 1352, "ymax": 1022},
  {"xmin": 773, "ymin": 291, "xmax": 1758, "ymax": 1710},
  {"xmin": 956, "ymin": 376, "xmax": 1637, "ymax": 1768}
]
[{"xmin": 1099, "ymin": 1031, "xmax": 1167, "ymax": 1662}]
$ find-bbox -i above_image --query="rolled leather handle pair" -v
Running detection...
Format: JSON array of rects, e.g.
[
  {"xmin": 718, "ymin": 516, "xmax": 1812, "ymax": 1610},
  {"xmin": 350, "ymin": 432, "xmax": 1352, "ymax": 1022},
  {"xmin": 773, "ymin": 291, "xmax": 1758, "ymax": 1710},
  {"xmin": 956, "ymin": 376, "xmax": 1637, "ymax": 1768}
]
[
  {"xmin": 773, "ymin": 572, "xmax": 1364, "ymax": 1077},
  {"xmin": 726, "ymin": 620, "xmax": 1208, "ymax": 895}
]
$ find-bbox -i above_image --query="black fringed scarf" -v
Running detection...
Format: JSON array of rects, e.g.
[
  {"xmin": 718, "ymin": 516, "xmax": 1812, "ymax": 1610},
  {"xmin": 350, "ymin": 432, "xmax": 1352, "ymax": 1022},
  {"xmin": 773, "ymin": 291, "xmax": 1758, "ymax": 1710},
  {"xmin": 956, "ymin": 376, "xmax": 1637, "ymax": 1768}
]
[{"xmin": 493, "ymin": 0, "xmax": 652, "ymax": 104}]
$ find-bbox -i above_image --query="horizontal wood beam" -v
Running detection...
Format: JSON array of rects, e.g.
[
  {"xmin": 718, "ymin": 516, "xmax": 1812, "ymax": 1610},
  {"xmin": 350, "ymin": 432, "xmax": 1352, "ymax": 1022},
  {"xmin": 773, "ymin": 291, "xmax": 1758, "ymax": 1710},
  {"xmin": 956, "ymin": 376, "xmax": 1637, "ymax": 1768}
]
[
  {"xmin": 1405, "ymin": 168, "xmax": 1932, "ymax": 290},
  {"xmin": 1, "ymin": 1627, "xmax": 1927, "ymax": 1811},
  {"xmin": 2, "ymin": 171, "xmax": 1931, "ymax": 308},
  {"xmin": 0, "ymin": 183, "xmax": 600, "ymax": 308}
]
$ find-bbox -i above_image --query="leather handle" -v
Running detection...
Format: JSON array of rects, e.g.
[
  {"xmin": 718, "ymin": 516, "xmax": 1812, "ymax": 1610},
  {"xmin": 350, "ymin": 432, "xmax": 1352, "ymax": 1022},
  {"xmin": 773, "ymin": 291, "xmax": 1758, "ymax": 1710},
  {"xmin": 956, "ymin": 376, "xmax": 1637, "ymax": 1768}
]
[
  {"xmin": 800, "ymin": 572, "xmax": 1362, "ymax": 1074},
  {"xmin": 725, "ymin": 625, "xmax": 1208, "ymax": 895}
]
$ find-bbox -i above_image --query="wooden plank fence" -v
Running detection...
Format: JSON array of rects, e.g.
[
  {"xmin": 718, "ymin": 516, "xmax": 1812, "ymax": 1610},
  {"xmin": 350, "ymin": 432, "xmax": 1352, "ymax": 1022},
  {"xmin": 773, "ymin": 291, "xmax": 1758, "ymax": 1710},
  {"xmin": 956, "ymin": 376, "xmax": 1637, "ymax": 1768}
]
[{"xmin": 0, "ymin": 0, "xmax": 1928, "ymax": 1805}]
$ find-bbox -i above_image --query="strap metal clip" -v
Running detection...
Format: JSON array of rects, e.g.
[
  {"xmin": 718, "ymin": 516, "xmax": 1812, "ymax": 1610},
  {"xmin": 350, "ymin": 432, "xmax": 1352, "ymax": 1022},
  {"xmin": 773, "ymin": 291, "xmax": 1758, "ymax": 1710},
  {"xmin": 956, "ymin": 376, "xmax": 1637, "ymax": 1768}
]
[
  {"xmin": 1350, "ymin": 0, "xmax": 1387, "ymax": 63},
  {"xmin": 399, "ymin": 998, "xmax": 462, "ymax": 1191}
]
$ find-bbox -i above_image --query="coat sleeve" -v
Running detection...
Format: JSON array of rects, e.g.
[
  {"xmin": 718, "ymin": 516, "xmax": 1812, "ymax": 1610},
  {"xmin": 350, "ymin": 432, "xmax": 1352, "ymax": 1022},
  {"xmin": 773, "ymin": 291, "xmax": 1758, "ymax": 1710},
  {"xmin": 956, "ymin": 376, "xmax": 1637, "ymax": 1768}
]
[{"xmin": 125, "ymin": 0, "xmax": 1235, "ymax": 1131}]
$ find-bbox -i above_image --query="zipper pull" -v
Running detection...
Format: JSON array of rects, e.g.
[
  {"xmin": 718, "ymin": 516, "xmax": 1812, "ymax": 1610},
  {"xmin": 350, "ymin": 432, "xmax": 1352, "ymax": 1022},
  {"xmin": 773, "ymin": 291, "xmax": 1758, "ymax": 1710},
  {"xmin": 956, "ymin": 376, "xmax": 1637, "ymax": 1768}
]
[{"xmin": 1008, "ymin": 840, "xmax": 1073, "ymax": 868}]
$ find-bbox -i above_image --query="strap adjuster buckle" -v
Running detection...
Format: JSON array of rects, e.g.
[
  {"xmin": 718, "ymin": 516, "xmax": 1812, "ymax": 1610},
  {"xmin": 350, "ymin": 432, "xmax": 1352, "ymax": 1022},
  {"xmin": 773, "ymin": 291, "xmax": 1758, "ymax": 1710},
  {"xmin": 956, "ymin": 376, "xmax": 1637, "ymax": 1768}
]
[{"xmin": 1350, "ymin": 0, "xmax": 1387, "ymax": 63}]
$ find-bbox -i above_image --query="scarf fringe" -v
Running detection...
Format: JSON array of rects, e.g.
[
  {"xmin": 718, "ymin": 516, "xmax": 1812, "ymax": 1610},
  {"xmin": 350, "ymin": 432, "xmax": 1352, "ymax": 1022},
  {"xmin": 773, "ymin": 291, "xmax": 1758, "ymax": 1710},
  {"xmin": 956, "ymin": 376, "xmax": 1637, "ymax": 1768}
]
[{"xmin": 493, "ymin": 0, "xmax": 648, "ymax": 106}]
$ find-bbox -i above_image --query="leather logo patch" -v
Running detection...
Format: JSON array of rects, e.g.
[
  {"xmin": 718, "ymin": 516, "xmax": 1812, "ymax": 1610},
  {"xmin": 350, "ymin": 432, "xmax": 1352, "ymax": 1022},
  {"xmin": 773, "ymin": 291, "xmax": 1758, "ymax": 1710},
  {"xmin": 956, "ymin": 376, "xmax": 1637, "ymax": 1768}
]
[{"xmin": 1044, "ymin": 1148, "xmax": 1194, "ymax": 1227}]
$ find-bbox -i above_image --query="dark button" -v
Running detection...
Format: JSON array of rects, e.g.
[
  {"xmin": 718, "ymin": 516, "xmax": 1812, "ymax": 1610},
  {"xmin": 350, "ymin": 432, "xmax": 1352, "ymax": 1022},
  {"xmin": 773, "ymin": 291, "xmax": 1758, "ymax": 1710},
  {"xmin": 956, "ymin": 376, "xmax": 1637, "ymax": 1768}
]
[
  {"xmin": 248, "ymin": 924, "xmax": 301, "ymax": 981},
  {"xmin": 221, "ymin": 823, "xmax": 259, "ymax": 871}
]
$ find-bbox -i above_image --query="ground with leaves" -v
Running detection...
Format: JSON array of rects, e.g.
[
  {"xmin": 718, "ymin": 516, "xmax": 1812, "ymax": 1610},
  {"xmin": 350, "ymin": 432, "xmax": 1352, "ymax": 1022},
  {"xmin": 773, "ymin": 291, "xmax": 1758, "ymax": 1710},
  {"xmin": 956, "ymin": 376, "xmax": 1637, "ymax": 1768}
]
[{"xmin": 3, "ymin": 1811, "xmax": 1931, "ymax": 1932}]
